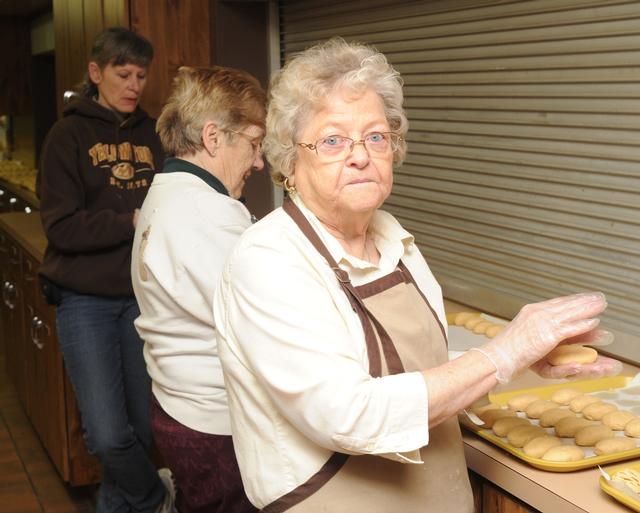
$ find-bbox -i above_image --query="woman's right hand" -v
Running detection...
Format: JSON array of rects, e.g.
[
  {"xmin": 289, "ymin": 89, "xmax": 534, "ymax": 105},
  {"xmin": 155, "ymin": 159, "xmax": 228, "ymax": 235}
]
[{"xmin": 475, "ymin": 292, "xmax": 607, "ymax": 383}]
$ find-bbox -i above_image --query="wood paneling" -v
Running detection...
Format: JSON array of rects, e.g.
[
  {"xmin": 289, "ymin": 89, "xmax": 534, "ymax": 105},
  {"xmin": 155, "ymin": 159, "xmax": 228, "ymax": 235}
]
[
  {"xmin": 213, "ymin": 0, "xmax": 272, "ymax": 219},
  {"xmin": 129, "ymin": 0, "xmax": 213, "ymax": 118},
  {"xmin": 483, "ymin": 481, "xmax": 538, "ymax": 513},
  {"xmin": 0, "ymin": 18, "xmax": 31, "ymax": 115},
  {"xmin": 52, "ymin": 0, "xmax": 128, "ymax": 115}
]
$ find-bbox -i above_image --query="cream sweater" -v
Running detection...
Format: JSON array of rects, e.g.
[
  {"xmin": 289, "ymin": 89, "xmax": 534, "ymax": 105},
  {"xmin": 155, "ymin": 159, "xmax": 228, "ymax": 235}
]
[{"xmin": 132, "ymin": 171, "xmax": 252, "ymax": 435}]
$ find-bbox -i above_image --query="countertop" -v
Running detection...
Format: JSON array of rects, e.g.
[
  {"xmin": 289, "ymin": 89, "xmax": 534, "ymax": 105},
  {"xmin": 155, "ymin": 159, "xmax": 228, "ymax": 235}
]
[
  {"xmin": 0, "ymin": 177, "xmax": 39, "ymax": 209},
  {"xmin": 0, "ymin": 211, "xmax": 47, "ymax": 261}
]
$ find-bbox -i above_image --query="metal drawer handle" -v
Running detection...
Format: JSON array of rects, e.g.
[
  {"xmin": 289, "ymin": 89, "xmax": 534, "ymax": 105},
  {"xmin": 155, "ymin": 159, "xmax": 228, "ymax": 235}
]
[
  {"xmin": 31, "ymin": 316, "xmax": 44, "ymax": 350},
  {"xmin": 4, "ymin": 282, "xmax": 16, "ymax": 309}
]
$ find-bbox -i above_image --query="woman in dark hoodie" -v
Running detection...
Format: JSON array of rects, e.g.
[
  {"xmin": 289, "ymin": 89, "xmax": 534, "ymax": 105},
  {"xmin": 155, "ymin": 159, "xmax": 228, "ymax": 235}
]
[{"xmin": 37, "ymin": 27, "xmax": 173, "ymax": 513}]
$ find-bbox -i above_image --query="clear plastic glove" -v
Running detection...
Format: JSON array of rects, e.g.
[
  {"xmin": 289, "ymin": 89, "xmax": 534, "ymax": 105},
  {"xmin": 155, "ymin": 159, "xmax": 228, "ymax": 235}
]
[
  {"xmin": 470, "ymin": 292, "xmax": 607, "ymax": 384},
  {"xmin": 529, "ymin": 328, "xmax": 622, "ymax": 379},
  {"xmin": 530, "ymin": 355, "xmax": 622, "ymax": 380}
]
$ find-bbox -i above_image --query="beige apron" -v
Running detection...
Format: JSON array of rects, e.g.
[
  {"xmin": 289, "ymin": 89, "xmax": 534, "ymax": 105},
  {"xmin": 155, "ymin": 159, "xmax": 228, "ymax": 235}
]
[{"xmin": 264, "ymin": 199, "xmax": 473, "ymax": 513}]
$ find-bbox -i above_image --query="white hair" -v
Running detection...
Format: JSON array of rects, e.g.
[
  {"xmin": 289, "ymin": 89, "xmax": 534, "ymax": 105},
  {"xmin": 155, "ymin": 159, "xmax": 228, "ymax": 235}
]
[{"xmin": 263, "ymin": 38, "xmax": 408, "ymax": 187}]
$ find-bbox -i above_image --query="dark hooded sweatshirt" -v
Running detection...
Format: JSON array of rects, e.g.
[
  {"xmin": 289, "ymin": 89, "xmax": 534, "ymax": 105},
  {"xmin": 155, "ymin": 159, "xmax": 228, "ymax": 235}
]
[{"xmin": 38, "ymin": 96, "xmax": 164, "ymax": 296}]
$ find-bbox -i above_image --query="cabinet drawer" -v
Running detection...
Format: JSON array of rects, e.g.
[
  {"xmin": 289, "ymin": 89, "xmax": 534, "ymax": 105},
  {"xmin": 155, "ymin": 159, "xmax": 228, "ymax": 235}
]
[
  {"xmin": 24, "ymin": 302, "xmax": 67, "ymax": 478},
  {"xmin": 7, "ymin": 240, "xmax": 21, "ymax": 282},
  {"xmin": 22, "ymin": 252, "xmax": 38, "ymax": 312}
]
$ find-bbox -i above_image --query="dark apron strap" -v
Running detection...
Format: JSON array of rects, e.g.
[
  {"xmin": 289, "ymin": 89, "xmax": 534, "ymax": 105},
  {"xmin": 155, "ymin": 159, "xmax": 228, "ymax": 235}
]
[{"xmin": 282, "ymin": 198, "xmax": 403, "ymax": 376}]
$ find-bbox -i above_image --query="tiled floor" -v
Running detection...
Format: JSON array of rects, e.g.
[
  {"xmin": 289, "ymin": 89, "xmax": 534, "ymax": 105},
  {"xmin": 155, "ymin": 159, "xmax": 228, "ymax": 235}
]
[{"xmin": 0, "ymin": 350, "xmax": 96, "ymax": 513}]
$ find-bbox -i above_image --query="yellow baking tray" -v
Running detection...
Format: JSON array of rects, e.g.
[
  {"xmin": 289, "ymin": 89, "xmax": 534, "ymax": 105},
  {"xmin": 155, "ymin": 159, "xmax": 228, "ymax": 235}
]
[
  {"xmin": 599, "ymin": 461, "xmax": 640, "ymax": 512},
  {"xmin": 461, "ymin": 375, "xmax": 640, "ymax": 472}
]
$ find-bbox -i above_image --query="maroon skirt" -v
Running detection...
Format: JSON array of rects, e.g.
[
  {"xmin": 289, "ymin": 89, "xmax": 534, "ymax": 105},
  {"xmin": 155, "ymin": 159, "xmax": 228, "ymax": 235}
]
[{"xmin": 150, "ymin": 396, "xmax": 256, "ymax": 513}]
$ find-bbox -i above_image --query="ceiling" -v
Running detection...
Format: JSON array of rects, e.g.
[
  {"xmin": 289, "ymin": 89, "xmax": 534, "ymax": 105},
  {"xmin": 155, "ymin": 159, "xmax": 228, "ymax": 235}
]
[{"xmin": 0, "ymin": 0, "xmax": 51, "ymax": 18}]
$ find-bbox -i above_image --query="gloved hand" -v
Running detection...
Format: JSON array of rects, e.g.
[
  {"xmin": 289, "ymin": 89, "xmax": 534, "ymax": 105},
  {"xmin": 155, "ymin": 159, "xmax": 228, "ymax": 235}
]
[
  {"xmin": 470, "ymin": 292, "xmax": 607, "ymax": 384},
  {"xmin": 529, "ymin": 328, "xmax": 622, "ymax": 379},
  {"xmin": 530, "ymin": 355, "xmax": 622, "ymax": 380}
]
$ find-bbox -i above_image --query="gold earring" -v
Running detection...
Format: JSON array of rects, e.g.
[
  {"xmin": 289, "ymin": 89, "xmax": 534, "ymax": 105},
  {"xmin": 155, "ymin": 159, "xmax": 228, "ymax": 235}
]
[{"xmin": 283, "ymin": 176, "xmax": 296, "ymax": 194}]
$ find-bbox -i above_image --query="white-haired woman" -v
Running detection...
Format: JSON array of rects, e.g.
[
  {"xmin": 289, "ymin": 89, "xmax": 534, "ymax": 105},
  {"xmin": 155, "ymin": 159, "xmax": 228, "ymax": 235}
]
[
  {"xmin": 214, "ymin": 39, "xmax": 620, "ymax": 512},
  {"xmin": 132, "ymin": 66, "xmax": 265, "ymax": 513}
]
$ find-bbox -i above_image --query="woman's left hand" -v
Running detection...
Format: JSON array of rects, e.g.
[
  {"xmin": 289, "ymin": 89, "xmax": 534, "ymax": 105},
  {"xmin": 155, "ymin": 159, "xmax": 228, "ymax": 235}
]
[
  {"xmin": 529, "ymin": 329, "xmax": 622, "ymax": 379},
  {"xmin": 530, "ymin": 354, "xmax": 623, "ymax": 379}
]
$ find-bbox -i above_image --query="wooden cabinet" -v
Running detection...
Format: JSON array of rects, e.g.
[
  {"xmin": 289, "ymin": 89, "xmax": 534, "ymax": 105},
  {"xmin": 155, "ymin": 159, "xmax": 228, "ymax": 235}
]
[
  {"xmin": 1, "ymin": 232, "xmax": 26, "ymax": 405},
  {"xmin": 0, "ymin": 214, "xmax": 100, "ymax": 486},
  {"xmin": 23, "ymin": 251, "xmax": 68, "ymax": 478},
  {"xmin": 469, "ymin": 470, "xmax": 539, "ymax": 513}
]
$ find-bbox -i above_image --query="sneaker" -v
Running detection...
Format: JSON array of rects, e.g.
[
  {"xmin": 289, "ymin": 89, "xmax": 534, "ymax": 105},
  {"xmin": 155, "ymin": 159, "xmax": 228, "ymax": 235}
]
[{"xmin": 156, "ymin": 468, "xmax": 178, "ymax": 513}]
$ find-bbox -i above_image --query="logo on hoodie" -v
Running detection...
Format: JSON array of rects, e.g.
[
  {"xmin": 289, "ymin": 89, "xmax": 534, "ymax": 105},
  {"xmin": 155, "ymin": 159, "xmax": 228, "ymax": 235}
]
[{"xmin": 88, "ymin": 142, "xmax": 156, "ymax": 190}]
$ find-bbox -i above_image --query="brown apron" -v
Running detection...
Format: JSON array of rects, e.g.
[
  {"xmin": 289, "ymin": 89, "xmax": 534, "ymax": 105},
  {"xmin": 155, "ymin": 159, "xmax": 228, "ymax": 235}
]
[{"xmin": 262, "ymin": 199, "xmax": 473, "ymax": 513}]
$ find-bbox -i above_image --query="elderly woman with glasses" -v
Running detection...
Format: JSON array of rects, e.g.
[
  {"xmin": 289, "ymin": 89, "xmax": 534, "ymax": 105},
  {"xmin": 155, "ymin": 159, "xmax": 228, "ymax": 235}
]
[
  {"xmin": 131, "ymin": 66, "xmax": 265, "ymax": 513},
  {"xmin": 214, "ymin": 39, "xmax": 620, "ymax": 512}
]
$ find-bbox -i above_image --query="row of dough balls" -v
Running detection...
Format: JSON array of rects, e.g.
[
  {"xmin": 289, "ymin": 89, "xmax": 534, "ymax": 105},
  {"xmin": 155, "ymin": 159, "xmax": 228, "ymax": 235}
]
[
  {"xmin": 451, "ymin": 312, "xmax": 505, "ymax": 338},
  {"xmin": 473, "ymin": 388, "xmax": 640, "ymax": 462}
]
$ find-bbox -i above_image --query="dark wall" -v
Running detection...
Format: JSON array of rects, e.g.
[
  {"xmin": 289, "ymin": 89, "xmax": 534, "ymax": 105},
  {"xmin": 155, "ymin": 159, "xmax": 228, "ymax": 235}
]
[
  {"xmin": 213, "ymin": 0, "xmax": 272, "ymax": 218},
  {"xmin": 0, "ymin": 17, "xmax": 32, "ymax": 115},
  {"xmin": 31, "ymin": 53, "xmax": 56, "ymax": 165}
]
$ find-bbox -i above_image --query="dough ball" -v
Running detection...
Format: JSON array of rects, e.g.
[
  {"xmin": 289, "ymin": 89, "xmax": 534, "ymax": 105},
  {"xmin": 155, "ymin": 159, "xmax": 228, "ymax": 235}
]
[
  {"xmin": 465, "ymin": 316, "xmax": 486, "ymax": 330},
  {"xmin": 506, "ymin": 425, "xmax": 547, "ymax": 448},
  {"xmin": 473, "ymin": 320, "xmax": 494, "ymax": 335},
  {"xmin": 551, "ymin": 388, "xmax": 582, "ymax": 405},
  {"xmin": 541, "ymin": 445, "xmax": 585, "ymax": 462},
  {"xmin": 546, "ymin": 345, "xmax": 597, "ymax": 366},
  {"xmin": 525, "ymin": 400, "xmax": 557, "ymax": 419},
  {"xmin": 554, "ymin": 416, "xmax": 596, "ymax": 438},
  {"xmin": 602, "ymin": 410, "xmax": 636, "ymax": 430},
  {"xmin": 454, "ymin": 312, "xmax": 480, "ymax": 326},
  {"xmin": 507, "ymin": 394, "xmax": 540, "ymax": 412},
  {"xmin": 569, "ymin": 394, "xmax": 601, "ymax": 413},
  {"xmin": 471, "ymin": 402, "xmax": 501, "ymax": 415},
  {"xmin": 485, "ymin": 324, "xmax": 504, "ymax": 338},
  {"xmin": 539, "ymin": 407, "xmax": 575, "ymax": 428},
  {"xmin": 492, "ymin": 417, "xmax": 531, "ymax": 437},
  {"xmin": 574, "ymin": 425, "xmax": 614, "ymax": 446},
  {"xmin": 582, "ymin": 402, "xmax": 617, "ymax": 421},
  {"xmin": 522, "ymin": 435, "xmax": 563, "ymax": 458},
  {"xmin": 477, "ymin": 408, "xmax": 517, "ymax": 428},
  {"xmin": 594, "ymin": 437, "xmax": 636, "ymax": 455},
  {"xmin": 624, "ymin": 418, "xmax": 640, "ymax": 438}
]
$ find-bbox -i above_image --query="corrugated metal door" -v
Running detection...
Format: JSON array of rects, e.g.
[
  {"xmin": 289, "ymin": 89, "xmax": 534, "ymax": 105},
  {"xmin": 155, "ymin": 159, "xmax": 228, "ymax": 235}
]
[{"xmin": 278, "ymin": 0, "xmax": 640, "ymax": 354}]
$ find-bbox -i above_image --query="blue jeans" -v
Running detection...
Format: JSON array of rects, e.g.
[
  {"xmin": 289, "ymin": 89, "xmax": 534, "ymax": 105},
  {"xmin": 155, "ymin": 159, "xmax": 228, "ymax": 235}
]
[{"xmin": 56, "ymin": 290, "xmax": 164, "ymax": 513}]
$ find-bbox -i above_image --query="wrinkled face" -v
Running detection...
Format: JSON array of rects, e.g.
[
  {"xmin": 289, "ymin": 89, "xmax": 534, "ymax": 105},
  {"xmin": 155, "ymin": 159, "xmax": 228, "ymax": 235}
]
[
  {"xmin": 218, "ymin": 125, "xmax": 265, "ymax": 199},
  {"xmin": 291, "ymin": 87, "xmax": 394, "ymax": 226},
  {"xmin": 90, "ymin": 62, "xmax": 147, "ymax": 113}
]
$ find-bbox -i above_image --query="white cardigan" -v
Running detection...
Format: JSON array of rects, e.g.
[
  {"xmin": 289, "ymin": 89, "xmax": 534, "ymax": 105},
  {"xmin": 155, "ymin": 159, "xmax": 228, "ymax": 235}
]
[{"xmin": 132, "ymin": 171, "xmax": 252, "ymax": 435}]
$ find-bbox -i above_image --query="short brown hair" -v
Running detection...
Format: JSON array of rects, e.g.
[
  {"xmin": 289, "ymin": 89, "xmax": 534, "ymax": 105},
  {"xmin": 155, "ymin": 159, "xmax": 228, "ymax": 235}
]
[
  {"xmin": 82, "ymin": 27, "xmax": 154, "ymax": 97},
  {"xmin": 156, "ymin": 66, "xmax": 267, "ymax": 157}
]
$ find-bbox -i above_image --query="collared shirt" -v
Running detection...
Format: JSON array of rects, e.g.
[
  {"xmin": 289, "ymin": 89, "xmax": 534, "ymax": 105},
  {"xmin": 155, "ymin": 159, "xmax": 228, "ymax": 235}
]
[
  {"xmin": 214, "ymin": 194, "xmax": 447, "ymax": 508},
  {"xmin": 162, "ymin": 156, "xmax": 229, "ymax": 195},
  {"xmin": 132, "ymin": 160, "xmax": 251, "ymax": 435}
]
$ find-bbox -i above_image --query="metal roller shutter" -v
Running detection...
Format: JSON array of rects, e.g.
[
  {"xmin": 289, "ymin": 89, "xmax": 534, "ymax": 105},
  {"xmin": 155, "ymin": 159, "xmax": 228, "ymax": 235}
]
[{"xmin": 278, "ymin": 0, "xmax": 640, "ymax": 360}]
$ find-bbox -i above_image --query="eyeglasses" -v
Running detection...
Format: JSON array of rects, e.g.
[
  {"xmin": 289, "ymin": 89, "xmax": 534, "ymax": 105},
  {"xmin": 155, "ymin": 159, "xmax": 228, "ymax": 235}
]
[
  {"xmin": 297, "ymin": 131, "xmax": 403, "ymax": 162},
  {"xmin": 227, "ymin": 129, "xmax": 263, "ymax": 155}
]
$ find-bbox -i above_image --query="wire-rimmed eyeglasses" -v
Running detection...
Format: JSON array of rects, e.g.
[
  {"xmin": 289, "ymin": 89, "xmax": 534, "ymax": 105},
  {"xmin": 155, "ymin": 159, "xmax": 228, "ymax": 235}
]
[
  {"xmin": 297, "ymin": 131, "xmax": 403, "ymax": 162},
  {"xmin": 227, "ymin": 129, "xmax": 263, "ymax": 155}
]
